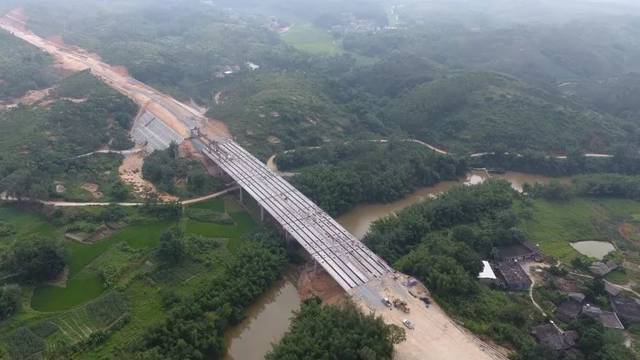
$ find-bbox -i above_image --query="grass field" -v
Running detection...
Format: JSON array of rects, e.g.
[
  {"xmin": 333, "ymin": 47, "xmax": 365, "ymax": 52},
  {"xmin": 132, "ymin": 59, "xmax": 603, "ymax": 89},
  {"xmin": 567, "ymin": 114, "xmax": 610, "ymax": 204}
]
[
  {"xmin": 521, "ymin": 197, "xmax": 640, "ymax": 263},
  {"xmin": 0, "ymin": 205, "xmax": 58, "ymax": 251},
  {"xmin": 281, "ymin": 22, "xmax": 343, "ymax": 55}
]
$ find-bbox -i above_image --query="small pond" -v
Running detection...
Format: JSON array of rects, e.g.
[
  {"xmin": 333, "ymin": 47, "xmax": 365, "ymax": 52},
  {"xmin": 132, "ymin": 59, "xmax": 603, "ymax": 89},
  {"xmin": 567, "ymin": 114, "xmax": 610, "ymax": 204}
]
[{"xmin": 570, "ymin": 241, "xmax": 615, "ymax": 260}]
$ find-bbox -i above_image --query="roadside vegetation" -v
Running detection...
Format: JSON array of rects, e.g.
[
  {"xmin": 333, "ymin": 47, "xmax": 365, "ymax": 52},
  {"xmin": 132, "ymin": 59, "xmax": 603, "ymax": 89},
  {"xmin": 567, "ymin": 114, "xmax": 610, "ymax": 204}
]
[
  {"xmin": 142, "ymin": 143, "xmax": 224, "ymax": 199},
  {"xmin": 471, "ymin": 150, "xmax": 640, "ymax": 177}
]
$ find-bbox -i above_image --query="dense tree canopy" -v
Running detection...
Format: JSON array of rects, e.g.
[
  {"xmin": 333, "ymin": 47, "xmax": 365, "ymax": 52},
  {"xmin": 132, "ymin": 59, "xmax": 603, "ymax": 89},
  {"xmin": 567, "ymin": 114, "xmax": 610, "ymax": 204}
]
[
  {"xmin": 365, "ymin": 180, "xmax": 515, "ymax": 262},
  {"xmin": 9, "ymin": 237, "xmax": 66, "ymax": 282},
  {"xmin": 279, "ymin": 142, "xmax": 467, "ymax": 216},
  {"xmin": 131, "ymin": 233, "xmax": 287, "ymax": 359},
  {"xmin": 142, "ymin": 143, "xmax": 223, "ymax": 198},
  {"xmin": 267, "ymin": 298, "xmax": 404, "ymax": 360},
  {"xmin": 0, "ymin": 30, "xmax": 54, "ymax": 100},
  {"xmin": 0, "ymin": 285, "xmax": 21, "ymax": 321}
]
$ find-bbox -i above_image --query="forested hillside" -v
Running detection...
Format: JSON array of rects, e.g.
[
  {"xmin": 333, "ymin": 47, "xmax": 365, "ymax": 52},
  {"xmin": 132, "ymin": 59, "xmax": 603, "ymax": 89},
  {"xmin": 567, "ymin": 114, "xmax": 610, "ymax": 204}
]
[
  {"xmin": 383, "ymin": 72, "xmax": 633, "ymax": 153},
  {"xmin": 20, "ymin": 0, "xmax": 292, "ymax": 103},
  {"xmin": 0, "ymin": 71, "xmax": 137, "ymax": 201},
  {"xmin": 344, "ymin": 16, "xmax": 640, "ymax": 89},
  {"xmin": 10, "ymin": 0, "xmax": 640, "ymax": 155},
  {"xmin": 0, "ymin": 29, "xmax": 54, "ymax": 100},
  {"xmin": 566, "ymin": 73, "xmax": 640, "ymax": 121},
  {"xmin": 208, "ymin": 73, "xmax": 360, "ymax": 157}
]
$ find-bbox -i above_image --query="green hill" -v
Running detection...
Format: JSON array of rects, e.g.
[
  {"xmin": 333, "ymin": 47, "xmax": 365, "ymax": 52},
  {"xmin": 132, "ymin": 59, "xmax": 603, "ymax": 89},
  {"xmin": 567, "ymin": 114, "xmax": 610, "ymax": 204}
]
[
  {"xmin": 383, "ymin": 72, "xmax": 632, "ymax": 153},
  {"xmin": 564, "ymin": 73, "xmax": 640, "ymax": 121},
  {"xmin": 208, "ymin": 73, "xmax": 363, "ymax": 157},
  {"xmin": 344, "ymin": 16, "xmax": 640, "ymax": 89}
]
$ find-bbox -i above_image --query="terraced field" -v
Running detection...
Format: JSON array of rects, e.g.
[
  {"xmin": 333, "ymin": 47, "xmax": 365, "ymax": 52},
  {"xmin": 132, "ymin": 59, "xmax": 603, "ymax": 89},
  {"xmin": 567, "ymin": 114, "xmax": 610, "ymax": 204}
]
[{"xmin": 0, "ymin": 196, "xmax": 259, "ymax": 358}]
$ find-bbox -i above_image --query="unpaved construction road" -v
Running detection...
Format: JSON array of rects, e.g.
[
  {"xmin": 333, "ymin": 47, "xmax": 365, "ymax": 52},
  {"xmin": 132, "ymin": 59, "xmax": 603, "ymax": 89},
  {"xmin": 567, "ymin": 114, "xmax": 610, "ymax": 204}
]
[
  {"xmin": 353, "ymin": 274, "xmax": 509, "ymax": 360},
  {"xmin": 0, "ymin": 9, "xmax": 230, "ymax": 142}
]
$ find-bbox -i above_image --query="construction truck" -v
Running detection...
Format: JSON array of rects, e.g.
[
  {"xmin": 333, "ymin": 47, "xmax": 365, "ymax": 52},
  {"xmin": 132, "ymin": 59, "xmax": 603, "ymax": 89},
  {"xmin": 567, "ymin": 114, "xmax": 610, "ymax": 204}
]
[{"xmin": 393, "ymin": 298, "xmax": 410, "ymax": 313}]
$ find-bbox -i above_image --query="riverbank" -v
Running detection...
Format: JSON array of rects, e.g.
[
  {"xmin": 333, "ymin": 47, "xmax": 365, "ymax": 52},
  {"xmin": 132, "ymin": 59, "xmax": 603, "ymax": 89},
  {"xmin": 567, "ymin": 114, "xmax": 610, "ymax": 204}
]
[
  {"xmin": 338, "ymin": 170, "xmax": 565, "ymax": 239},
  {"xmin": 224, "ymin": 170, "xmax": 564, "ymax": 359}
]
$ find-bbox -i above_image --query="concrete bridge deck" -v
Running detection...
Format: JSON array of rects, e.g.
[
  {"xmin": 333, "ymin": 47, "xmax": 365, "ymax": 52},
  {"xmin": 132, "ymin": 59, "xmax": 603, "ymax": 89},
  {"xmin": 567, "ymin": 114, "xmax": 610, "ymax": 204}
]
[{"xmin": 202, "ymin": 138, "xmax": 392, "ymax": 291}]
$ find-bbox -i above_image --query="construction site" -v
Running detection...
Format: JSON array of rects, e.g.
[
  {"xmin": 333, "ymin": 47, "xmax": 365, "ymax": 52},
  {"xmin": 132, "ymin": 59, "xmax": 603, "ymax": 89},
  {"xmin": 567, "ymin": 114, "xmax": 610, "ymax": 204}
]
[{"xmin": 0, "ymin": 9, "xmax": 509, "ymax": 360}]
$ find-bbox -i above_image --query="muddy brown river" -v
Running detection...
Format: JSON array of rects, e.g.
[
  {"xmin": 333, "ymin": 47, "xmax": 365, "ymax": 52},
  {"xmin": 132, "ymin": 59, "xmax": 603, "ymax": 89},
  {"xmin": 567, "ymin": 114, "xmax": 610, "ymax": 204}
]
[
  {"xmin": 223, "ymin": 170, "xmax": 564, "ymax": 358},
  {"xmin": 223, "ymin": 274, "xmax": 300, "ymax": 360},
  {"xmin": 338, "ymin": 170, "xmax": 566, "ymax": 239}
]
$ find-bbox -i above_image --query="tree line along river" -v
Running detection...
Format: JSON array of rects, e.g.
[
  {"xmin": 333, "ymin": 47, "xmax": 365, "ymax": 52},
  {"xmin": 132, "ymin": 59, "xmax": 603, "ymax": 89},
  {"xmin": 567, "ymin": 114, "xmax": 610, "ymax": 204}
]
[{"xmin": 223, "ymin": 170, "xmax": 564, "ymax": 360}]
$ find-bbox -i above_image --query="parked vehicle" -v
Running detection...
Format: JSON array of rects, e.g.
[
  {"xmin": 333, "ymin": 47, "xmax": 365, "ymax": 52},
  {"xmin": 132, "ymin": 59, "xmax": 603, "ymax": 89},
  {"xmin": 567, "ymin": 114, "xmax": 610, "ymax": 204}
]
[
  {"xmin": 402, "ymin": 319, "xmax": 415, "ymax": 329},
  {"xmin": 393, "ymin": 298, "xmax": 410, "ymax": 313},
  {"xmin": 381, "ymin": 297, "xmax": 392, "ymax": 308}
]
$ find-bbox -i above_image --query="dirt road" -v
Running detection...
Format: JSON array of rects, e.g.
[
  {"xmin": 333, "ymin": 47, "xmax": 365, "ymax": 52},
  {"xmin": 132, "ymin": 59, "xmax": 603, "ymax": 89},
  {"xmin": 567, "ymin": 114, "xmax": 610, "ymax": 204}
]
[
  {"xmin": 353, "ymin": 274, "xmax": 510, "ymax": 360},
  {"xmin": 0, "ymin": 9, "xmax": 230, "ymax": 142}
]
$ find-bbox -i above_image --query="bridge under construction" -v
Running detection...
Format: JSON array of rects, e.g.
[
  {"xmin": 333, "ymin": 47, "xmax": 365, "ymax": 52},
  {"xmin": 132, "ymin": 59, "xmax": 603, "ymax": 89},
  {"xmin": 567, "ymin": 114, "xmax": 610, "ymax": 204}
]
[
  {"xmin": 0, "ymin": 13, "xmax": 507, "ymax": 356},
  {"xmin": 200, "ymin": 137, "xmax": 392, "ymax": 291}
]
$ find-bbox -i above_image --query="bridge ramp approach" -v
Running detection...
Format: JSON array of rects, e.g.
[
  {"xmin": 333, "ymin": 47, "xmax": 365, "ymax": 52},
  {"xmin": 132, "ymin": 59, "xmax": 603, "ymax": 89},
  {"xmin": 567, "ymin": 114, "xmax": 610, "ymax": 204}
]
[{"xmin": 202, "ymin": 139, "xmax": 392, "ymax": 291}]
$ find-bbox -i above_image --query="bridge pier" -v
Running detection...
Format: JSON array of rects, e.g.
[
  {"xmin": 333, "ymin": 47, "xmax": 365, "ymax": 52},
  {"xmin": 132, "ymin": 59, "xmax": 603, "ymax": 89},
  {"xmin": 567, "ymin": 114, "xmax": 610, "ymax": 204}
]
[
  {"xmin": 238, "ymin": 188, "xmax": 243, "ymax": 203},
  {"xmin": 260, "ymin": 206, "xmax": 264, "ymax": 221}
]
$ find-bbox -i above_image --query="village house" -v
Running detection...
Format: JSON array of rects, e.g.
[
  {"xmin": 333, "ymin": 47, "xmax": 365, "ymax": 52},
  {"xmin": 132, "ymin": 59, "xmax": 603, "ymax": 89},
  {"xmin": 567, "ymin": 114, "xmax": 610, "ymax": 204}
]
[
  {"xmin": 611, "ymin": 295, "xmax": 640, "ymax": 323},
  {"xmin": 496, "ymin": 262, "xmax": 531, "ymax": 291},
  {"xmin": 531, "ymin": 324, "xmax": 578, "ymax": 351},
  {"xmin": 568, "ymin": 292, "xmax": 586, "ymax": 303},
  {"xmin": 589, "ymin": 261, "xmax": 618, "ymax": 276},
  {"xmin": 583, "ymin": 304, "xmax": 625, "ymax": 329},
  {"xmin": 498, "ymin": 241, "xmax": 542, "ymax": 263},
  {"xmin": 478, "ymin": 261, "xmax": 497, "ymax": 284},
  {"xmin": 604, "ymin": 282, "xmax": 621, "ymax": 297},
  {"xmin": 556, "ymin": 299, "xmax": 582, "ymax": 323}
]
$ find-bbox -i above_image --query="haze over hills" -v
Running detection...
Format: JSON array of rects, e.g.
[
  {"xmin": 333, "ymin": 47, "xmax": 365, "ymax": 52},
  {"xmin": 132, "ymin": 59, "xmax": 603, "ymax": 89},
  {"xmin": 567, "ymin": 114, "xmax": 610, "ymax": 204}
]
[{"xmin": 4, "ymin": 0, "xmax": 640, "ymax": 155}]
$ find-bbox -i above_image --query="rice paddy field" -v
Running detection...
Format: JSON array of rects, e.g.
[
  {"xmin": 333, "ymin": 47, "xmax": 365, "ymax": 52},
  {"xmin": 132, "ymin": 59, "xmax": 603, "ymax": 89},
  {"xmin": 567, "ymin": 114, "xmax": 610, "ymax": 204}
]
[{"xmin": 0, "ymin": 196, "xmax": 258, "ymax": 358}]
